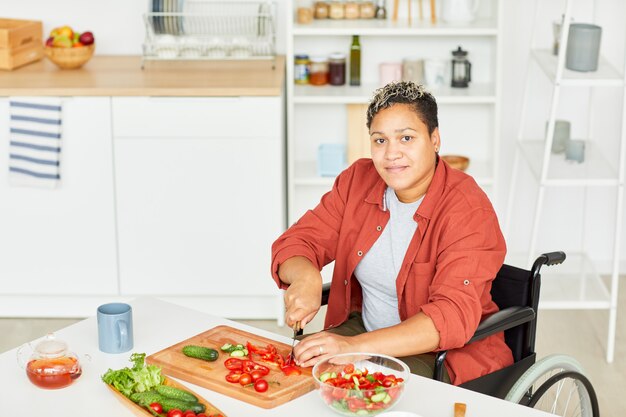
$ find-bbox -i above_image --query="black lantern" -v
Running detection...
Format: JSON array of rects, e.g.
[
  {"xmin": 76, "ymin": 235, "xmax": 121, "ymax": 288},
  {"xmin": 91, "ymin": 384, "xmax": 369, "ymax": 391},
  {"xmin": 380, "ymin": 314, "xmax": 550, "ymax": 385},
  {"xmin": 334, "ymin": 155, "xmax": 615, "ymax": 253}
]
[{"xmin": 451, "ymin": 46, "xmax": 471, "ymax": 88}]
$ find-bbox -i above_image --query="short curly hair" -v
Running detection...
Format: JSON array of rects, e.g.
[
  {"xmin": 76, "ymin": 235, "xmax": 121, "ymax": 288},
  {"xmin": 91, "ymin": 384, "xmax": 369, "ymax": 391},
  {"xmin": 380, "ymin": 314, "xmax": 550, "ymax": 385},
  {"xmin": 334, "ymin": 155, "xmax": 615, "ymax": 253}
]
[{"xmin": 366, "ymin": 81, "xmax": 438, "ymax": 135}]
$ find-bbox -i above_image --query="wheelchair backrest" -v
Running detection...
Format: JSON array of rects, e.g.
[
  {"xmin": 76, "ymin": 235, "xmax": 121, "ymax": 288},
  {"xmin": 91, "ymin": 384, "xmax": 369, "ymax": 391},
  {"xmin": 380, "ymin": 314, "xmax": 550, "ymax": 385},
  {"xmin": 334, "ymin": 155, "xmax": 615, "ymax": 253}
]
[{"xmin": 491, "ymin": 263, "xmax": 540, "ymax": 362}]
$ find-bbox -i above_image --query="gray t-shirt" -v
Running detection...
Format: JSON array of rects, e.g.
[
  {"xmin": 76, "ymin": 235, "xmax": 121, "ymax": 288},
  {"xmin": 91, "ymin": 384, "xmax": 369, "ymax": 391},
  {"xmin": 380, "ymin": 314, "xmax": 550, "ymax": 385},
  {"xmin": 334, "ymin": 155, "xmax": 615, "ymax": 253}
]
[{"xmin": 354, "ymin": 187, "xmax": 423, "ymax": 331}]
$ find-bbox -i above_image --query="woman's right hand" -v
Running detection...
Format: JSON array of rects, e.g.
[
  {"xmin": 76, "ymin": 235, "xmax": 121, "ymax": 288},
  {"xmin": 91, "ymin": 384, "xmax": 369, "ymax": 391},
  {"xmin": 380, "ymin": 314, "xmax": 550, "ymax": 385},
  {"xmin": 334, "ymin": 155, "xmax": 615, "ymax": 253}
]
[{"xmin": 279, "ymin": 257, "xmax": 323, "ymax": 328}]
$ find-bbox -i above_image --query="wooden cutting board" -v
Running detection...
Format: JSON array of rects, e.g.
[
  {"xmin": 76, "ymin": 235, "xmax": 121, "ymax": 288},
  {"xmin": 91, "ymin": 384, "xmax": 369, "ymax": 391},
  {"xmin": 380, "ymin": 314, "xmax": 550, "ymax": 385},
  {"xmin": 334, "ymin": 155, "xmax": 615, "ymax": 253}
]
[{"xmin": 146, "ymin": 325, "xmax": 315, "ymax": 409}]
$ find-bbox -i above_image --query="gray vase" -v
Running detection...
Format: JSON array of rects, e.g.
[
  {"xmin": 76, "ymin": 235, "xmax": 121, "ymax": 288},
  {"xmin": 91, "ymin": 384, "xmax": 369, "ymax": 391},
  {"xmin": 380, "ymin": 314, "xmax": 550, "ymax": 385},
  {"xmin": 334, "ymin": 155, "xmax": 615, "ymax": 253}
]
[{"xmin": 565, "ymin": 23, "xmax": 602, "ymax": 72}]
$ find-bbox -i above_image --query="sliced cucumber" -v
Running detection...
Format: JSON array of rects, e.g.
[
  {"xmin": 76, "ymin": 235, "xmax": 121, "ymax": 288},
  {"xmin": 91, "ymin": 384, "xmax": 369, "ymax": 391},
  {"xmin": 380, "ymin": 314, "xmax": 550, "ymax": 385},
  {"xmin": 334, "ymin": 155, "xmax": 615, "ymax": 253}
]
[
  {"xmin": 320, "ymin": 372, "xmax": 332, "ymax": 383},
  {"xmin": 370, "ymin": 392, "xmax": 387, "ymax": 403}
]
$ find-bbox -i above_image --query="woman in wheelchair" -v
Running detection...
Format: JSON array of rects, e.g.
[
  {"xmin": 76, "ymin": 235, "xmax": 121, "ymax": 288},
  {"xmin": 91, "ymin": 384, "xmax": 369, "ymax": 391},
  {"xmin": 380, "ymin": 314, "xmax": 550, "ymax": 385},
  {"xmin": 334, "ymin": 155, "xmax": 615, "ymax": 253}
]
[{"xmin": 271, "ymin": 81, "xmax": 513, "ymax": 386}]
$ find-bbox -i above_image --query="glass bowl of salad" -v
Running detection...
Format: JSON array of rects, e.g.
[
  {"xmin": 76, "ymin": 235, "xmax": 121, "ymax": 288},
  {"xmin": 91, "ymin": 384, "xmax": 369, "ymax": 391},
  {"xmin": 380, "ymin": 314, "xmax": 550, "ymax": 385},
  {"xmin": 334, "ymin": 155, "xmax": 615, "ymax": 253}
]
[{"xmin": 312, "ymin": 353, "xmax": 410, "ymax": 416}]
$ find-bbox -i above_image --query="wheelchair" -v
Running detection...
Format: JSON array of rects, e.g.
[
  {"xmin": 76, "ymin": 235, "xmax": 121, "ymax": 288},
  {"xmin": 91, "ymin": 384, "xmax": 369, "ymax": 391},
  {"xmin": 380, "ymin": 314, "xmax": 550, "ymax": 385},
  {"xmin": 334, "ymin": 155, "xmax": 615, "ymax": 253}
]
[{"xmin": 316, "ymin": 251, "xmax": 600, "ymax": 417}]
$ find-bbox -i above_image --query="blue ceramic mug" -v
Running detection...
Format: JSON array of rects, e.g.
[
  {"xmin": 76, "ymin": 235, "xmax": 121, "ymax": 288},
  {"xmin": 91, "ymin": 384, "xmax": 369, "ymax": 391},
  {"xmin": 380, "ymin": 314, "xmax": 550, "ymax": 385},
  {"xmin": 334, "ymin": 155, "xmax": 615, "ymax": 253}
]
[{"xmin": 97, "ymin": 303, "xmax": 134, "ymax": 353}]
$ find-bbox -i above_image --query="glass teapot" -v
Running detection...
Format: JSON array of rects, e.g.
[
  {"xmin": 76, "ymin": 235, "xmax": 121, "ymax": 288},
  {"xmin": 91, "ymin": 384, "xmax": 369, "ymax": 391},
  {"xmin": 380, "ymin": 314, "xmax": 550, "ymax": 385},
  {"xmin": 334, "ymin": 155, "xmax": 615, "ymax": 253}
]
[{"xmin": 17, "ymin": 333, "xmax": 89, "ymax": 389}]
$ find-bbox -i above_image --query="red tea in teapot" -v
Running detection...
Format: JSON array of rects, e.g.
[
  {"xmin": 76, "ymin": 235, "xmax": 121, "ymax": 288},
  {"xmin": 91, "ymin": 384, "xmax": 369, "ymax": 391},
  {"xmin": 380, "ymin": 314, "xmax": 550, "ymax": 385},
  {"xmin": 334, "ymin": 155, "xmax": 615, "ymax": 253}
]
[{"xmin": 26, "ymin": 356, "xmax": 82, "ymax": 389}]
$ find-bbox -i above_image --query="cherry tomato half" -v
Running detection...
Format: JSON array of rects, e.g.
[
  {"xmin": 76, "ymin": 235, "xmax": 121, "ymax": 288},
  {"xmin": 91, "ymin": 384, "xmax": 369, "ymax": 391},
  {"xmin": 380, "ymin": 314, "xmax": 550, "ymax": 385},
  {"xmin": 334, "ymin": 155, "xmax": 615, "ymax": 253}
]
[
  {"xmin": 239, "ymin": 373, "xmax": 253, "ymax": 386},
  {"xmin": 149, "ymin": 403, "xmax": 163, "ymax": 414},
  {"xmin": 167, "ymin": 409, "xmax": 184, "ymax": 417},
  {"xmin": 254, "ymin": 378, "xmax": 269, "ymax": 393}
]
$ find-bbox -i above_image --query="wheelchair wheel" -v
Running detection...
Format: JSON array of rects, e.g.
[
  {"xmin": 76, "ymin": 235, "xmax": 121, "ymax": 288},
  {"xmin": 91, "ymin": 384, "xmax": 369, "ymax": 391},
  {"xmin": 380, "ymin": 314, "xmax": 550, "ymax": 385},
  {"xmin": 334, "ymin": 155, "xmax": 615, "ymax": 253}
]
[{"xmin": 505, "ymin": 354, "xmax": 599, "ymax": 417}]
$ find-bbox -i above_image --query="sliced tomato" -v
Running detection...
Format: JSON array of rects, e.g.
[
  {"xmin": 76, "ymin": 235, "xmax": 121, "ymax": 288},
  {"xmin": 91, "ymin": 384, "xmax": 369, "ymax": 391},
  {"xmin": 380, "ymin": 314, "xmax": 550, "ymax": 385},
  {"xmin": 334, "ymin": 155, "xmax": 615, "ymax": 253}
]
[
  {"xmin": 343, "ymin": 364, "xmax": 355, "ymax": 374},
  {"xmin": 347, "ymin": 397, "xmax": 366, "ymax": 412},
  {"xmin": 224, "ymin": 357, "xmax": 243, "ymax": 370}
]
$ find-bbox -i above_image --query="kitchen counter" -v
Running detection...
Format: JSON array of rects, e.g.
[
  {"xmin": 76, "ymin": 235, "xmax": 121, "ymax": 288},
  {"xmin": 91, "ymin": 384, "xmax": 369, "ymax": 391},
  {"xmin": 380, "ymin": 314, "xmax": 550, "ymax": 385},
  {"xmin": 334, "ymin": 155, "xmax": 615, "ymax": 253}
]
[{"xmin": 0, "ymin": 55, "xmax": 285, "ymax": 96}]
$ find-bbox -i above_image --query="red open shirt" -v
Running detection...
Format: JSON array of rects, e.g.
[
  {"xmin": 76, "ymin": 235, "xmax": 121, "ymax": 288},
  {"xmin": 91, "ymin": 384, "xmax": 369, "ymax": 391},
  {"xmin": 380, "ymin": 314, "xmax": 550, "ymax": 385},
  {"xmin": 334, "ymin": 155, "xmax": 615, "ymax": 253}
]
[{"xmin": 271, "ymin": 158, "xmax": 513, "ymax": 384}]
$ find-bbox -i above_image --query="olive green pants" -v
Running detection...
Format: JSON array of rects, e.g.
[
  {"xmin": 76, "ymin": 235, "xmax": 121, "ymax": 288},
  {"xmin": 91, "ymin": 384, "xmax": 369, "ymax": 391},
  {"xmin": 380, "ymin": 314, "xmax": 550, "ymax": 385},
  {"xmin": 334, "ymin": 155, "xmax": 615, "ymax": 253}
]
[{"xmin": 302, "ymin": 312, "xmax": 450, "ymax": 383}]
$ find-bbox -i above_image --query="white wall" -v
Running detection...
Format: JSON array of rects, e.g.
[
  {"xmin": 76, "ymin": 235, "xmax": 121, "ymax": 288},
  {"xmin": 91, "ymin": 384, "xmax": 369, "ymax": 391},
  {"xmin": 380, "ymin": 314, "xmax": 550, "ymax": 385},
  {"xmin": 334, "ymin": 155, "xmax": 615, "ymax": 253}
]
[{"xmin": 3, "ymin": 0, "xmax": 625, "ymax": 270}]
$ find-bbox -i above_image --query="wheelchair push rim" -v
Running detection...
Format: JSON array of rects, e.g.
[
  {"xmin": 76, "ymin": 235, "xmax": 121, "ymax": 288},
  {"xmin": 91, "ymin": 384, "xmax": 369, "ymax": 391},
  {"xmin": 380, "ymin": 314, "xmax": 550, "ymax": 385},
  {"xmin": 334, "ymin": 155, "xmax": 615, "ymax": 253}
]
[{"xmin": 505, "ymin": 354, "xmax": 599, "ymax": 417}]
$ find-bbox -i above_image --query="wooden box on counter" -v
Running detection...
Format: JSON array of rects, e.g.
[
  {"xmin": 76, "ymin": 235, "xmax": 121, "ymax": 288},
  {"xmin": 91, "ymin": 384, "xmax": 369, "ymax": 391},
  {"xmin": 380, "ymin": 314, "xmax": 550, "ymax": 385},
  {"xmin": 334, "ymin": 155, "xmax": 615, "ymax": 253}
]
[{"xmin": 0, "ymin": 18, "xmax": 43, "ymax": 70}]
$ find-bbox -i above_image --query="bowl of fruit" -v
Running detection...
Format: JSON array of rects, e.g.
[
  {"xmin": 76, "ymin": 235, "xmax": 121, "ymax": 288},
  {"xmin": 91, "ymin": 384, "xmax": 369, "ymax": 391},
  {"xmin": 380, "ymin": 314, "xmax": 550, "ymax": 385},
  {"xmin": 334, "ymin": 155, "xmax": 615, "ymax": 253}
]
[
  {"xmin": 312, "ymin": 353, "xmax": 410, "ymax": 416},
  {"xmin": 44, "ymin": 26, "xmax": 95, "ymax": 69}
]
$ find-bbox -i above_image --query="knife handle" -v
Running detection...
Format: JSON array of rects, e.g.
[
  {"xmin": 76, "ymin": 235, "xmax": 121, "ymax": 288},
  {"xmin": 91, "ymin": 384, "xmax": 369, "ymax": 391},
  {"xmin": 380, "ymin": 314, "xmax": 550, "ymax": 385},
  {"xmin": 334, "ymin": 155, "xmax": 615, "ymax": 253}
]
[{"xmin": 293, "ymin": 321, "xmax": 301, "ymax": 333}]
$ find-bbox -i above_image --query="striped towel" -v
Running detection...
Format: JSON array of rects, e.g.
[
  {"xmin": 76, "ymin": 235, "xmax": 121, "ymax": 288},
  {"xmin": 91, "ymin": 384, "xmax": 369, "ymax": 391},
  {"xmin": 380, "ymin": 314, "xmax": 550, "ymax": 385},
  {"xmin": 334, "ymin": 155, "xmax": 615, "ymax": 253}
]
[{"xmin": 8, "ymin": 97, "xmax": 62, "ymax": 188}]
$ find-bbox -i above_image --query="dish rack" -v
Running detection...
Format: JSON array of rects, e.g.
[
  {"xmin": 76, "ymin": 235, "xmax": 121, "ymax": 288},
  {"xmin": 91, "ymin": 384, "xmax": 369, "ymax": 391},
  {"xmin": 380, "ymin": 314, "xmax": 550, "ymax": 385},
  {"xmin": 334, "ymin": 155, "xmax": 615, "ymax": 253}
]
[{"xmin": 142, "ymin": 1, "xmax": 276, "ymax": 66}]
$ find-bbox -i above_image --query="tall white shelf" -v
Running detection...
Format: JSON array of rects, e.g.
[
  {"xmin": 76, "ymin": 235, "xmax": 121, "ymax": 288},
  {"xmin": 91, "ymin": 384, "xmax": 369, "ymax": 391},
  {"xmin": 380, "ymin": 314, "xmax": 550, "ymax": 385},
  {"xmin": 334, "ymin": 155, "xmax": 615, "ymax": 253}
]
[
  {"xmin": 286, "ymin": 0, "xmax": 504, "ymax": 226},
  {"xmin": 505, "ymin": 0, "xmax": 625, "ymax": 362}
]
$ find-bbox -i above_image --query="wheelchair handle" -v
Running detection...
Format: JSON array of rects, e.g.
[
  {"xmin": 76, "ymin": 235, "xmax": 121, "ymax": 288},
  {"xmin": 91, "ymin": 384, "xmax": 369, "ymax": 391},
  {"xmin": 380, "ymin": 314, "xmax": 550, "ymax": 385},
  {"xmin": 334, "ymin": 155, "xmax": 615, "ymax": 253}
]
[{"xmin": 532, "ymin": 251, "xmax": 566, "ymax": 276}]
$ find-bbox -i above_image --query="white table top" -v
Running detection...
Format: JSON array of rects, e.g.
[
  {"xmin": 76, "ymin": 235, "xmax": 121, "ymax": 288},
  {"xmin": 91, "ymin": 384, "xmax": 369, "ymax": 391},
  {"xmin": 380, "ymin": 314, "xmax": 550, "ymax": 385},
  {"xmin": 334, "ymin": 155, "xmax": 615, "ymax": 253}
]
[{"xmin": 0, "ymin": 297, "xmax": 555, "ymax": 417}]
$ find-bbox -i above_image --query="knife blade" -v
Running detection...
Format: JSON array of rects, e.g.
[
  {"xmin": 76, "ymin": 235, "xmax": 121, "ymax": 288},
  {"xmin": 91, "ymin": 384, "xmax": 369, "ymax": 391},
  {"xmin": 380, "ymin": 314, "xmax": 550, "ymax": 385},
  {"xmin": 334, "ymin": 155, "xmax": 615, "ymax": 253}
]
[{"xmin": 288, "ymin": 320, "xmax": 301, "ymax": 364}]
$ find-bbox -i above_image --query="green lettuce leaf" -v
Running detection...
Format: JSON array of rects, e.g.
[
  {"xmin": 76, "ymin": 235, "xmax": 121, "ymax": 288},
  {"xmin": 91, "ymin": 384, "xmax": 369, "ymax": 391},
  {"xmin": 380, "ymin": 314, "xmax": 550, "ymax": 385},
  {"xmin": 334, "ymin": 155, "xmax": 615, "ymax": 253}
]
[{"xmin": 102, "ymin": 352, "xmax": 164, "ymax": 397}]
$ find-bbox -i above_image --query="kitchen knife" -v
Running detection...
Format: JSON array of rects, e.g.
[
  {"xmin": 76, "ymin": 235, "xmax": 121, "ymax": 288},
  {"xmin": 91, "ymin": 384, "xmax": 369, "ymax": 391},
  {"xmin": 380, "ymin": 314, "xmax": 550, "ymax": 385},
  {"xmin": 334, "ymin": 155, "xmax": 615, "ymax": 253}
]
[{"xmin": 288, "ymin": 321, "xmax": 301, "ymax": 363}]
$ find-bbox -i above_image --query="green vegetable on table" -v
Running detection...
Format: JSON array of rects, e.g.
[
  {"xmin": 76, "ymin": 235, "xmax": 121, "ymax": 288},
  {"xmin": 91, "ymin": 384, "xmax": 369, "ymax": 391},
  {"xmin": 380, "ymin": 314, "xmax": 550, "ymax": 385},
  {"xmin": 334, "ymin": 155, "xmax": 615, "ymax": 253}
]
[
  {"xmin": 220, "ymin": 343, "xmax": 248, "ymax": 357},
  {"xmin": 155, "ymin": 384, "xmax": 198, "ymax": 403},
  {"xmin": 101, "ymin": 352, "xmax": 164, "ymax": 398},
  {"xmin": 131, "ymin": 389, "xmax": 205, "ymax": 414},
  {"xmin": 182, "ymin": 345, "xmax": 219, "ymax": 361}
]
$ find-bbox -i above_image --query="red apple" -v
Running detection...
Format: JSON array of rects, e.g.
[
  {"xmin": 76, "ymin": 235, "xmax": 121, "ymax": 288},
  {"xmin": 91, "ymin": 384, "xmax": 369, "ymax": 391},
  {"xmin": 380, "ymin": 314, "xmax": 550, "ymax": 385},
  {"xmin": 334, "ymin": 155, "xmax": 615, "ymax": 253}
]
[
  {"xmin": 78, "ymin": 31, "xmax": 94, "ymax": 46},
  {"xmin": 45, "ymin": 36, "xmax": 54, "ymax": 47}
]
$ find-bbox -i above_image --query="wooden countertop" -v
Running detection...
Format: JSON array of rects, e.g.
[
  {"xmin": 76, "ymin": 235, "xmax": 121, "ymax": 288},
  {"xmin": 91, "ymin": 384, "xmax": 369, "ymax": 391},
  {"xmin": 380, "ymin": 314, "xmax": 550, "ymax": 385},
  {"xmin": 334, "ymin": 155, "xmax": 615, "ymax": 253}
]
[{"xmin": 0, "ymin": 55, "xmax": 285, "ymax": 96}]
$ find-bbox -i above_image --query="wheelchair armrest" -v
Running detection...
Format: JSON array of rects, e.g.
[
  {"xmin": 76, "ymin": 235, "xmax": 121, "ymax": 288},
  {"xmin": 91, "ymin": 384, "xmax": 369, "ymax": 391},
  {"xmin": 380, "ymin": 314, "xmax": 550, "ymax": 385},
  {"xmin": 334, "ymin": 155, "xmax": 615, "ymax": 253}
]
[
  {"xmin": 321, "ymin": 282, "xmax": 331, "ymax": 306},
  {"xmin": 467, "ymin": 306, "xmax": 536, "ymax": 344},
  {"xmin": 434, "ymin": 306, "xmax": 535, "ymax": 381}
]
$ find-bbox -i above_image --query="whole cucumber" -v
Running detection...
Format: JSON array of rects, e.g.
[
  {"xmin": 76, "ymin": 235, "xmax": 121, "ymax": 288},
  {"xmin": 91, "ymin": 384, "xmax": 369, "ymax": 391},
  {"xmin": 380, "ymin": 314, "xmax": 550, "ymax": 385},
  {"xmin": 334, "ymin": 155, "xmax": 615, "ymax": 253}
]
[
  {"xmin": 155, "ymin": 384, "xmax": 198, "ymax": 403},
  {"xmin": 130, "ymin": 390, "xmax": 165, "ymax": 406},
  {"xmin": 160, "ymin": 398, "xmax": 206, "ymax": 414},
  {"xmin": 182, "ymin": 345, "xmax": 219, "ymax": 362}
]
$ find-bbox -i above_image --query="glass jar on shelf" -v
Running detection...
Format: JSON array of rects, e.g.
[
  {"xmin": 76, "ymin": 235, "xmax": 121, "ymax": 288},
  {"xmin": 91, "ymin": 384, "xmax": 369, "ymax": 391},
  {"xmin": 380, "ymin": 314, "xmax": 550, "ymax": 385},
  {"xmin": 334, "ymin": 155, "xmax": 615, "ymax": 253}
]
[
  {"xmin": 296, "ymin": 0, "xmax": 314, "ymax": 24},
  {"xmin": 314, "ymin": 1, "xmax": 330, "ymax": 19},
  {"xmin": 344, "ymin": 1, "xmax": 360, "ymax": 19},
  {"xmin": 329, "ymin": 53, "xmax": 346, "ymax": 86},
  {"xmin": 309, "ymin": 56, "xmax": 330, "ymax": 85},
  {"xmin": 294, "ymin": 54, "xmax": 310, "ymax": 85},
  {"xmin": 359, "ymin": 1, "xmax": 376, "ymax": 19},
  {"xmin": 329, "ymin": 1, "xmax": 345, "ymax": 19}
]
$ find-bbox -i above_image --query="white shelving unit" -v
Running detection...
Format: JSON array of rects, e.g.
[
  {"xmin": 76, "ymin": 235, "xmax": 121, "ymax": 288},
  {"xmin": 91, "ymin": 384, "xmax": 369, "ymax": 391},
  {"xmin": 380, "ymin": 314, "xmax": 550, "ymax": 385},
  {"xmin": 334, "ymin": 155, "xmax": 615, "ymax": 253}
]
[
  {"xmin": 505, "ymin": 0, "xmax": 625, "ymax": 362},
  {"xmin": 286, "ymin": 0, "xmax": 504, "ymax": 225}
]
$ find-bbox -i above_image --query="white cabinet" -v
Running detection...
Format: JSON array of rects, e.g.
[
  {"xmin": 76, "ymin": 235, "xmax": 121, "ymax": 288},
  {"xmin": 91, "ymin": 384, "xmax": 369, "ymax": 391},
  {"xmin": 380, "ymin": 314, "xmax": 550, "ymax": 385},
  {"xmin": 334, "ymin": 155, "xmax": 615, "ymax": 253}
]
[
  {"xmin": 286, "ymin": 0, "xmax": 504, "ymax": 224},
  {"xmin": 112, "ymin": 97, "xmax": 285, "ymax": 318},
  {"xmin": 0, "ymin": 98, "xmax": 118, "ymax": 302}
]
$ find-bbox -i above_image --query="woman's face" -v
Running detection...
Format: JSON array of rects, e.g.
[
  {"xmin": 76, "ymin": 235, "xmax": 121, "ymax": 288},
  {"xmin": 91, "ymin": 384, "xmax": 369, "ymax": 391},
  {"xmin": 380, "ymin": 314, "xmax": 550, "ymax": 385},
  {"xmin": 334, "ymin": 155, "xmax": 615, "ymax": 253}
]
[{"xmin": 369, "ymin": 103, "xmax": 440, "ymax": 203}]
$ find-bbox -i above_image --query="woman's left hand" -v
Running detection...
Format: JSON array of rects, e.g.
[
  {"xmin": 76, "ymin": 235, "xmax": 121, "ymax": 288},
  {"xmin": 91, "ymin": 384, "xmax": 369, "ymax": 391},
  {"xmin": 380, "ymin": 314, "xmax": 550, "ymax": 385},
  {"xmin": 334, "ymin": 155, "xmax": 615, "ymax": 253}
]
[{"xmin": 293, "ymin": 331, "xmax": 354, "ymax": 368}]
